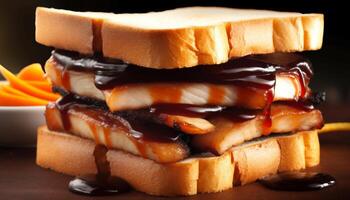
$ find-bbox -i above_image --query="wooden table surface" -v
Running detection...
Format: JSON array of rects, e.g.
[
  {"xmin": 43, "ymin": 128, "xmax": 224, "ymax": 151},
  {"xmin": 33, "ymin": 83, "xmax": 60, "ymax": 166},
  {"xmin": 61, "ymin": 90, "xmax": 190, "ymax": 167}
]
[{"xmin": 1, "ymin": 105, "xmax": 349, "ymax": 200}]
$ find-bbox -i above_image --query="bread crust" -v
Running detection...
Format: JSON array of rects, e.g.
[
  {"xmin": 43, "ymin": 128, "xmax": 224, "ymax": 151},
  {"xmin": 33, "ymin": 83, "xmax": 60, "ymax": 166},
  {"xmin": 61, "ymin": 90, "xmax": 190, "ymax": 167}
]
[
  {"xmin": 37, "ymin": 126, "xmax": 320, "ymax": 196},
  {"xmin": 36, "ymin": 7, "xmax": 323, "ymax": 69}
]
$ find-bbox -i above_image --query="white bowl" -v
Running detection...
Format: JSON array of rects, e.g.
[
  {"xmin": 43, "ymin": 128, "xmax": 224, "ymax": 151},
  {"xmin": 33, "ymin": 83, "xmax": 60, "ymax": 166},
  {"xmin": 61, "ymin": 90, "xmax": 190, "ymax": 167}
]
[{"xmin": 0, "ymin": 106, "xmax": 45, "ymax": 147}]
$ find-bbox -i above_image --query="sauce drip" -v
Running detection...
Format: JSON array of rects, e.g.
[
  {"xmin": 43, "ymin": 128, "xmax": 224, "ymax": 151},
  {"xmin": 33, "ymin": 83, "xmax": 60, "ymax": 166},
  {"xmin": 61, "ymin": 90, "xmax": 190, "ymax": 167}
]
[
  {"xmin": 259, "ymin": 172, "xmax": 336, "ymax": 191},
  {"xmin": 261, "ymin": 89, "xmax": 274, "ymax": 135},
  {"xmin": 69, "ymin": 145, "xmax": 130, "ymax": 195}
]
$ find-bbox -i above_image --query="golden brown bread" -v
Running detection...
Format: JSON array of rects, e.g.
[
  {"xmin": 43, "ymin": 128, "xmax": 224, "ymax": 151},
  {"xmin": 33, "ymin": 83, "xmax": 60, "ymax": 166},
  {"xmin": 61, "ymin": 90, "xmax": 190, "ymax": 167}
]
[
  {"xmin": 36, "ymin": 7, "xmax": 323, "ymax": 69},
  {"xmin": 37, "ymin": 126, "xmax": 320, "ymax": 196}
]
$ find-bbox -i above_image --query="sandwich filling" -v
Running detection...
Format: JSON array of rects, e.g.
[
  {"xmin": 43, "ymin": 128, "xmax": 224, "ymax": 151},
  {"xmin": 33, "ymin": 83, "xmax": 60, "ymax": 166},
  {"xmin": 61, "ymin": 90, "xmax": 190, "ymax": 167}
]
[
  {"xmin": 44, "ymin": 50, "xmax": 323, "ymax": 163},
  {"xmin": 46, "ymin": 50, "xmax": 312, "ymax": 111}
]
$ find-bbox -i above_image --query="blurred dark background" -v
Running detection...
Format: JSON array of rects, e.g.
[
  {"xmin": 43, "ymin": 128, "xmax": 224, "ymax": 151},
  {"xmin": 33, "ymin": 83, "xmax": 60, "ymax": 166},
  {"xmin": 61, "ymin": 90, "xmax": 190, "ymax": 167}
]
[{"xmin": 1, "ymin": 0, "xmax": 349, "ymax": 107}]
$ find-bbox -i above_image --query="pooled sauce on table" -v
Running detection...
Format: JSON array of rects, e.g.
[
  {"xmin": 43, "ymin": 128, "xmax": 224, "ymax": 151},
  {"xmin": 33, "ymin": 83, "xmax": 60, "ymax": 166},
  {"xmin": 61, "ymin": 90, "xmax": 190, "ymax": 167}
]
[
  {"xmin": 259, "ymin": 172, "xmax": 336, "ymax": 191},
  {"xmin": 69, "ymin": 145, "xmax": 131, "ymax": 195}
]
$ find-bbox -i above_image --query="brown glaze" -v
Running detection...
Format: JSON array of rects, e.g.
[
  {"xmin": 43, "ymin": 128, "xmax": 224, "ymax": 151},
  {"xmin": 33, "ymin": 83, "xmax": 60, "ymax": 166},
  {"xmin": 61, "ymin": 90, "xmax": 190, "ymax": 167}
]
[
  {"xmin": 89, "ymin": 123, "xmax": 100, "ymax": 144},
  {"xmin": 208, "ymin": 85, "xmax": 226, "ymax": 104},
  {"xmin": 103, "ymin": 128, "xmax": 112, "ymax": 148},
  {"xmin": 149, "ymin": 84, "xmax": 183, "ymax": 104},
  {"xmin": 45, "ymin": 102, "xmax": 65, "ymax": 132},
  {"xmin": 261, "ymin": 90, "xmax": 274, "ymax": 135}
]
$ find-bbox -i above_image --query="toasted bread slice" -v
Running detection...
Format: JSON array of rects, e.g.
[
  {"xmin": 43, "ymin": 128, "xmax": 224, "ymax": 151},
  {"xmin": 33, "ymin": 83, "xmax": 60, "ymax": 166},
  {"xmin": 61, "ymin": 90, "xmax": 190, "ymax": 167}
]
[
  {"xmin": 37, "ymin": 126, "xmax": 320, "ymax": 196},
  {"xmin": 36, "ymin": 7, "xmax": 323, "ymax": 68}
]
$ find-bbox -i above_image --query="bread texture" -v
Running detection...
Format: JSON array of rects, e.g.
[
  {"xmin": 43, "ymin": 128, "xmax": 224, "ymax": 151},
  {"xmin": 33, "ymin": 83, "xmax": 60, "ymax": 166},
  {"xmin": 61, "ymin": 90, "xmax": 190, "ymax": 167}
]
[
  {"xmin": 36, "ymin": 126, "xmax": 320, "ymax": 196},
  {"xmin": 36, "ymin": 7, "xmax": 323, "ymax": 69}
]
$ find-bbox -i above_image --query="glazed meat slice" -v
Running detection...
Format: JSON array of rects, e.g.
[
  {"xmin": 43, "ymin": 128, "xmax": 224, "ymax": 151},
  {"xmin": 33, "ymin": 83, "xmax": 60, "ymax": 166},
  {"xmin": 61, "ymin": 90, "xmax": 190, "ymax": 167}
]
[
  {"xmin": 45, "ymin": 58, "xmax": 309, "ymax": 111},
  {"xmin": 191, "ymin": 104, "xmax": 323, "ymax": 155},
  {"xmin": 45, "ymin": 103, "xmax": 190, "ymax": 163},
  {"xmin": 119, "ymin": 109, "xmax": 215, "ymax": 135},
  {"xmin": 157, "ymin": 114, "xmax": 215, "ymax": 135}
]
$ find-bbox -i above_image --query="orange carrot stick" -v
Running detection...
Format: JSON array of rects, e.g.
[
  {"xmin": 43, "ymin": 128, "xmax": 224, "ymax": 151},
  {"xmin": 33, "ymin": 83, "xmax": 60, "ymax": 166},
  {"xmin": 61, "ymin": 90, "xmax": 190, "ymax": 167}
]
[
  {"xmin": 0, "ymin": 89, "xmax": 48, "ymax": 106},
  {"xmin": 1, "ymin": 84, "xmax": 50, "ymax": 101},
  {"xmin": 0, "ymin": 65, "xmax": 59, "ymax": 101},
  {"xmin": 17, "ymin": 63, "xmax": 46, "ymax": 81},
  {"xmin": 26, "ymin": 80, "xmax": 52, "ymax": 93}
]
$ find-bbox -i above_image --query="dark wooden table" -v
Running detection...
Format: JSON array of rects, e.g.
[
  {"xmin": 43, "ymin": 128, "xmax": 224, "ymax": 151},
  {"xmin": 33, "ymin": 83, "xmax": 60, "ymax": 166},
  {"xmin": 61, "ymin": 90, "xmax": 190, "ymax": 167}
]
[{"xmin": 1, "ymin": 105, "xmax": 349, "ymax": 200}]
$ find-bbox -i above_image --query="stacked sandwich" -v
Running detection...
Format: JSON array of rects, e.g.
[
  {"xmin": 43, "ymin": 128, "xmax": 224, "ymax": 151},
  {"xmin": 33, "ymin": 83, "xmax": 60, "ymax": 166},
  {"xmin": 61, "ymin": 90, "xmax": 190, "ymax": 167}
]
[{"xmin": 35, "ymin": 7, "xmax": 324, "ymax": 196}]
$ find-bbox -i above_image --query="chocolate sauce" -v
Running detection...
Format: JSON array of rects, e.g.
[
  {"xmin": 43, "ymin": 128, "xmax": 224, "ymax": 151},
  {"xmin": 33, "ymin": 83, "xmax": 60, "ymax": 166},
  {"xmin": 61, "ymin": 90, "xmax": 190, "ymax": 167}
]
[
  {"xmin": 259, "ymin": 172, "xmax": 336, "ymax": 191},
  {"xmin": 69, "ymin": 145, "xmax": 130, "ymax": 195}
]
